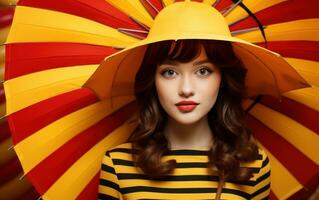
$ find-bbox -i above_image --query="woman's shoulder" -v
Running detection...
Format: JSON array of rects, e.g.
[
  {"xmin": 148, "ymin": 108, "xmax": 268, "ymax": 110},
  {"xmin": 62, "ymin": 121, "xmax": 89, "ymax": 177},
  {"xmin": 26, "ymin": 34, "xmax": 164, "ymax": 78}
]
[
  {"xmin": 239, "ymin": 147, "xmax": 271, "ymax": 178},
  {"xmin": 107, "ymin": 142, "xmax": 133, "ymax": 152},
  {"xmin": 104, "ymin": 142, "xmax": 134, "ymax": 160},
  {"xmin": 256, "ymin": 147, "xmax": 271, "ymax": 175}
]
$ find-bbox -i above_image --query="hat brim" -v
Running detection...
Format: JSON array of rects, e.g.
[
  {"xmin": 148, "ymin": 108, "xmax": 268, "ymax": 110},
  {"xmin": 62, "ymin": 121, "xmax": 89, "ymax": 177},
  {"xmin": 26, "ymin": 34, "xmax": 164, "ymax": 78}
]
[{"xmin": 83, "ymin": 34, "xmax": 311, "ymax": 101}]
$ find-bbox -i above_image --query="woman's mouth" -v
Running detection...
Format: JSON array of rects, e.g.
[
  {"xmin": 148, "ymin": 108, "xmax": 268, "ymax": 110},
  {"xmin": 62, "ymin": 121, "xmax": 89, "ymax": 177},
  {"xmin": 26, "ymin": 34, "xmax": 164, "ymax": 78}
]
[
  {"xmin": 175, "ymin": 100, "xmax": 199, "ymax": 112},
  {"xmin": 176, "ymin": 104, "xmax": 198, "ymax": 112}
]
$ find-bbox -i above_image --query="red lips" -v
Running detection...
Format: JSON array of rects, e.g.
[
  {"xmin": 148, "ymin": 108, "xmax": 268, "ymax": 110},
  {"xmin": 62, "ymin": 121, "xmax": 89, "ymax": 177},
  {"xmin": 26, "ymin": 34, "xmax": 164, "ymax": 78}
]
[
  {"xmin": 175, "ymin": 100, "xmax": 199, "ymax": 106},
  {"xmin": 175, "ymin": 100, "xmax": 199, "ymax": 112}
]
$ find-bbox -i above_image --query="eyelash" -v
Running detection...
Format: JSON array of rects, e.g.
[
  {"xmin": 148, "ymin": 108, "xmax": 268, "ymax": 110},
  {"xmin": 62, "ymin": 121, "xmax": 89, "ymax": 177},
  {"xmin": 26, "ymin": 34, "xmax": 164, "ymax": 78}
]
[{"xmin": 161, "ymin": 67, "xmax": 213, "ymax": 77}]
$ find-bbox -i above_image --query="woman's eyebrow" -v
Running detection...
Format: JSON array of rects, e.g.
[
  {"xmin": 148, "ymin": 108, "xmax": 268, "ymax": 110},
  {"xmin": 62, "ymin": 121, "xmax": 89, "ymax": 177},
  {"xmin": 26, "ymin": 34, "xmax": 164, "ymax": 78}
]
[
  {"xmin": 161, "ymin": 59, "xmax": 213, "ymax": 66},
  {"xmin": 193, "ymin": 59, "xmax": 213, "ymax": 66}
]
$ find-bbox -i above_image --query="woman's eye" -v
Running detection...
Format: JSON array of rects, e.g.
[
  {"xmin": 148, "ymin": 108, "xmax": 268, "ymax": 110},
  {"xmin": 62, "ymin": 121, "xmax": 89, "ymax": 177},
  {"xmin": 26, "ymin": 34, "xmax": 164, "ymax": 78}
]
[
  {"xmin": 197, "ymin": 67, "xmax": 212, "ymax": 76},
  {"xmin": 161, "ymin": 69, "xmax": 176, "ymax": 77}
]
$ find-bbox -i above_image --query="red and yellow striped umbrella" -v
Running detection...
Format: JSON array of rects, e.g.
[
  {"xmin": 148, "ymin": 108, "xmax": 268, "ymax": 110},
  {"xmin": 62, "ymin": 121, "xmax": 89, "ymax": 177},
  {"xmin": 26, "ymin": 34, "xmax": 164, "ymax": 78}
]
[
  {"xmin": 2, "ymin": 0, "xmax": 319, "ymax": 199},
  {"xmin": 1, "ymin": 2, "xmax": 40, "ymax": 199}
]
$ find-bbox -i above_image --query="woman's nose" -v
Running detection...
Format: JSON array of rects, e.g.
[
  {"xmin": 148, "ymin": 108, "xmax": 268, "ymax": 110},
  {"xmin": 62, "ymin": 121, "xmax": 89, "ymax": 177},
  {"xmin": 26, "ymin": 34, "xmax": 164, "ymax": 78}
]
[{"xmin": 178, "ymin": 75, "xmax": 194, "ymax": 97}]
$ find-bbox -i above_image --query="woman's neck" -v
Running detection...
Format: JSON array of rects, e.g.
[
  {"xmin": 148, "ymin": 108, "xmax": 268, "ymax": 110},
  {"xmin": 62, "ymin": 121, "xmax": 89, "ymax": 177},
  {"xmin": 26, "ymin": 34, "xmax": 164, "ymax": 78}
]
[{"xmin": 163, "ymin": 115, "xmax": 213, "ymax": 150}]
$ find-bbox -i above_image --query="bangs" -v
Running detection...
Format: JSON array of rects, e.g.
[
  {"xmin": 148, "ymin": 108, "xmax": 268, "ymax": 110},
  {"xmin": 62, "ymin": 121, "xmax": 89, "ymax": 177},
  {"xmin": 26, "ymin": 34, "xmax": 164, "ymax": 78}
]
[
  {"xmin": 140, "ymin": 39, "xmax": 236, "ymax": 75},
  {"xmin": 145, "ymin": 39, "xmax": 203, "ymax": 66}
]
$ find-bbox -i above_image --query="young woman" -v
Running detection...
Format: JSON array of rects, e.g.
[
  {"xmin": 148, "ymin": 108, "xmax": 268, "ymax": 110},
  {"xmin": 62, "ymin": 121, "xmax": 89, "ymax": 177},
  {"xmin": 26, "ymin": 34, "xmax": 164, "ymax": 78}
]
[{"xmin": 98, "ymin": 39, "xmax": 271, "ymax": 200}]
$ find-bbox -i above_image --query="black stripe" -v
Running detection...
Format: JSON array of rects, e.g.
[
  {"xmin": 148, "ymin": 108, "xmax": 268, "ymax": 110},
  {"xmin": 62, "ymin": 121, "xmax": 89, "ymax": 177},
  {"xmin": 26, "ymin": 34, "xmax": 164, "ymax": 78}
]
[
  {"xmin": 98, "ymin": 193, "xmax": 119, "ymax": 200},
  {"xmin": 112, "ymin": 159, "xmax": 135, "ymax": 166},
  {"xmin": 232, "ymin": 170, "xmax": 270, "ymax": 187},
  {"xmin": 121, "ymin": 186, "xmax": 250, "ymax": 199},
  {"xmin": 113, "ymin": 158, "xmax": 260, "ymax": 172},
  {"xmin": 256, "ymin": 170, "xmax": 271, "ymax": 183},
  {"xmin": 122, "ymin": 186, "xmax": 219, "ymax": 194},
  {"xmin": 262, "ymin": 157, "xmax": 269, "ymax": 168},
  {"xmin": 101, "ymin": 163, "xmax": 116, "ymax": 174},
  {"xmin": 251, "ymin": 183, "xmax": 271, "ymax": 198},
  {"xmin": 118, "ymin": 173, "xmax": 218, "ymax": 181},
  {"xmin": 117, "ymin": 173, "xmax": 263, "ymax": 187},
  {"xmin": 99, "ymin": 179, "xmax": 120, "ymax": 191},
  {"xmin": 109, "ymin": 148, "xmax": 132, "ymax": 154},
  {"xmin": 113, "ymin": 159, "xmax": 212, "ymax": 168}
]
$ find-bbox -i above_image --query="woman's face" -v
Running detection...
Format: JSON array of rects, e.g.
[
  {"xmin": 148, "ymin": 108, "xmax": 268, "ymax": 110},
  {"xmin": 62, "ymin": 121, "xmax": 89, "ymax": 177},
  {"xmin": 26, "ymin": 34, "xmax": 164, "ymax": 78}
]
[{"xmin": 155, "ymin": 45, "xmax": 222, "ymax": 125}]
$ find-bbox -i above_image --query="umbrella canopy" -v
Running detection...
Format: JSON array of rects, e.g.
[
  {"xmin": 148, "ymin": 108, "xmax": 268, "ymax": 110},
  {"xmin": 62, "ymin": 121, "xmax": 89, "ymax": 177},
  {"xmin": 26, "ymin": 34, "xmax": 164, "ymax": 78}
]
[
  {"xmin": 1, "ymin": 3, "xmax": 40, "ymax": 199},
  {"xmin": 2, "ymin": 0, "xmax": 319, "ymax": 199}
]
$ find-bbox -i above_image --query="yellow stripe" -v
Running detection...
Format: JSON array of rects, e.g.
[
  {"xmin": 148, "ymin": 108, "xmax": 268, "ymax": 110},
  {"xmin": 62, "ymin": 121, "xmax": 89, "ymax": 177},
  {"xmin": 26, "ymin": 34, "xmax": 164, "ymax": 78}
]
[
  {"xmin": 284, "ymin": 86, "xmax": 319, "ymax": 112},
  {"xmin": 0, "ymin": 137, "xmax": 15, "ymax": 166},
  {"xmin": 99, "ymin": 184, "xmax": 120, "ymax": 199},
  {"xmin": 256, "ymin": 142, "xmax": 302, "ymax": 200},
  {"xmin": 6, "ymin": 6, "xmax": 139, "ymax": 47},
  {"xmin": 162, "ymin": 0, "xmax": 174, "ymax": 7},
  {"xmin": 225, "ymin": 0, "xmax": 287, "ymax": 24},
  {"xmin": 285, "ymin": 58, "xmax": 319, "ymax": 87},
  {"xmin": 43, "ymin": 115, "xmax": 137, "ymax": 199},
  {"xmin": 4, "ymin": 64, "xmax": 97, "ymax": 116},
  {"xmin": 252, "ymin": 190, "xmax": 271, "ymax": 200},
  {"xmin": 236, "ymin": 19, "xmax": 319, "ymax": 43},
  {"xmin": 164, "ymin": 0, "xmax": 220, "ymax": 7},
  {"xmin": 14, "ymin": 96, "xmax": 135, "ymax": 174},
  {"xmin": 0, "ymin": 173, "xmax": 33, "ymax": 200},
  {"xmin": 202, "ymin": 0, "xmax": 217, "ymax": 6},
  {"xmin": 0, "ymin": 26, "xmax": 10, "ymax": 44},
  {"xmin": 121, "ymin": 177, "xmax": 267, "ymax": 194},
  {"xmin": 105, "ymin": 0, "xmax": 153, "ymax": 27},
  {"xmin": 250, "ymin": 103, "xmax": 319, "ymax": 165}
]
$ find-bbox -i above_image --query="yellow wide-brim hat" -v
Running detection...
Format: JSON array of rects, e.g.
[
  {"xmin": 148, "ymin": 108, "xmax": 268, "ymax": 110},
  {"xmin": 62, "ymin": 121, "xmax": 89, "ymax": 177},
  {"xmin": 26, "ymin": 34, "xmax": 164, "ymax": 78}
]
[{"xmin": 83, "ymin": 0, "xmax": 310, "ymax": 101}]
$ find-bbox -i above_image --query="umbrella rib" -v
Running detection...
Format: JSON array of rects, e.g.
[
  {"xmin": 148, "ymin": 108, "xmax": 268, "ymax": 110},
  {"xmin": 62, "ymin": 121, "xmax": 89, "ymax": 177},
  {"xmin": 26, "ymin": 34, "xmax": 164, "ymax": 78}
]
[
  {"xmin": 0, "ymin": 115, "xmax": 6, "ymax": 121},
  {"xmin": 7, "ymin": 145, "xmax": 14, "ymax": 151},
  {"xmin": 221, "ymin": 0, "xmax": 243, "ymax": 17},
  {"xmin": 231, "ymin": 25, "xmax": 267, "ymax": 36},
  {"xmin": 19, "ymin": 173, "xmax": 26, "ymax": 181},
  {"xmin": 129, "ymin": 16, "xmax": 150, "ymax": 31},
  {"xmin": 117, "ymin": 28, "xmax": 149, "ymax": 34},
  {"xmin": 213, "ymin": 0, "xmax": 221, "ymax": 7},
  {"xmin": 118, "ymin": 29, "xmax": 146, "ymax": 40},
  {"xmin": 111, "ymin": 46, "xmax": 125, "ymax": 50},
  {"xmin": 159, "ymin": 0, "xmax": 165, "ymax": 8},
  {"xmin": 145, "ymin": 0, "xmax": 160, "ymax": 13}
]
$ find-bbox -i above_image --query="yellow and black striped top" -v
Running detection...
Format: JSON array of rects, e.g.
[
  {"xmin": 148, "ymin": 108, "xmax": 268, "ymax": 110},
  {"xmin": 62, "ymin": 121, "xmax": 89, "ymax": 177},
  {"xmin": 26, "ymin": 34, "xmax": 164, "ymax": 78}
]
[{"xmin": 98, "ymin": 142, "xmax": 271, "ymax": 200}]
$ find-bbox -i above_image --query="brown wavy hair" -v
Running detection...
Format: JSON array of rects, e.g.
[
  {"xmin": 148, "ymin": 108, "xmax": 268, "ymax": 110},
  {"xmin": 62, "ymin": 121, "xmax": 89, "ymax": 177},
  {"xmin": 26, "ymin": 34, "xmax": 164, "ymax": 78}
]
[{"xmin": 127, "ymin": 39, "xmax": 259, "ymax": 196}]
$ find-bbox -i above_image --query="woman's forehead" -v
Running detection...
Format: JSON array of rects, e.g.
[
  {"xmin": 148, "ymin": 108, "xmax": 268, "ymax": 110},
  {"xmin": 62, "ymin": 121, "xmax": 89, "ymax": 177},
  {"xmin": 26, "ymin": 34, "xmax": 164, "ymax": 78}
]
[{"xmin": 161, "ymin": 45, "xmax": 212, "ymax": 66}]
